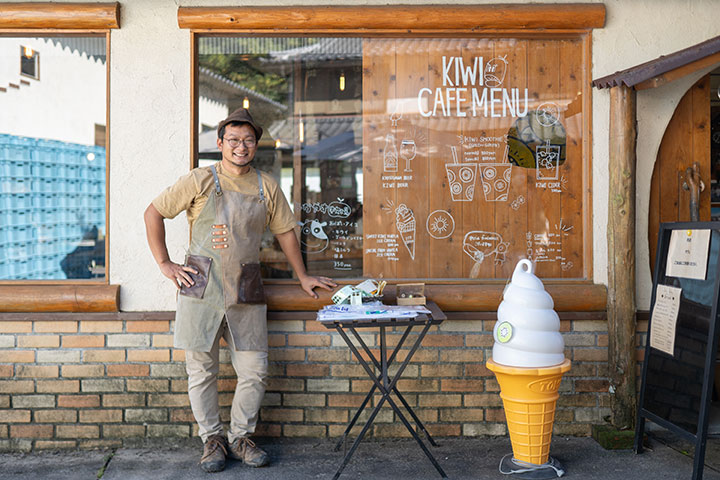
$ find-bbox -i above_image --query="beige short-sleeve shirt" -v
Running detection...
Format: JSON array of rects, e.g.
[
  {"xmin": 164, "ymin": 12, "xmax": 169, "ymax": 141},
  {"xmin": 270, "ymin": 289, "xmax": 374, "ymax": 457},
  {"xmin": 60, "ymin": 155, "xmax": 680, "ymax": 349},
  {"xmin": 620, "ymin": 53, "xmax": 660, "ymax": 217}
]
[{"xmin": 152, "ymin": 162, "xmax": 296, "ymax": 235}]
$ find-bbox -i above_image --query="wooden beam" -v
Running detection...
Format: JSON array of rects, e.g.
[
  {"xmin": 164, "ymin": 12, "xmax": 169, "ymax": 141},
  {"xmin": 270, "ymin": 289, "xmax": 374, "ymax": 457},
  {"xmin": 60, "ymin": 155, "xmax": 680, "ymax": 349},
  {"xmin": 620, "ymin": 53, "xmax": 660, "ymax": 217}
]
[
  {"xmin": 607, "ymin": 84, "xmax": 637, "ymax": 429},
  {"xmin": 0, "ymin": 285, "xmax": 119, "ymax": 312},
  {"xmin": 264, "ymin": 282, "xmax": 607, "ymax": 312},
  {"xmin": 177, "ymin": 4, "xmax": 606, "ymax": 31},
  {"xmin": 635, "ymin": 51, "xmax": 720, "ymax": 90},
  {"xmin": 0, "ymin": 3, "xmax": 120, "ymax": 29}
]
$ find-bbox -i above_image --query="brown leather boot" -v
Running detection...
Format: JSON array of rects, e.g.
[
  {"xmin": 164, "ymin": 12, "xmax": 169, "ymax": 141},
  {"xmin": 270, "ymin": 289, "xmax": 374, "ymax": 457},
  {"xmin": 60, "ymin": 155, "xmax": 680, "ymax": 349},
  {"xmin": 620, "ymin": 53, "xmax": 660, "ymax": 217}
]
[
  {"xmin": 228, "ymin": 436, "xmax": 269, "ymax": 467},
  {"xmin": 200, "ymin": 434, "xmax": 228, "ymax": 473}
]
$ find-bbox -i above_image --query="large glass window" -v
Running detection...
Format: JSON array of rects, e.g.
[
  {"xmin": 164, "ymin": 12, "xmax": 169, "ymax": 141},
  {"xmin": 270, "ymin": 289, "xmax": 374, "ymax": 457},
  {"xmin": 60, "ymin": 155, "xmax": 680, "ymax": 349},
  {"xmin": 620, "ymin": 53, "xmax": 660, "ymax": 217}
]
[
  {"xmin": 0, "ymin": 36, "xmax": 107, "ymax": 280},
  {"xmin": 197, "ymin": 36, "xmax": 588, "ymax": 281}
]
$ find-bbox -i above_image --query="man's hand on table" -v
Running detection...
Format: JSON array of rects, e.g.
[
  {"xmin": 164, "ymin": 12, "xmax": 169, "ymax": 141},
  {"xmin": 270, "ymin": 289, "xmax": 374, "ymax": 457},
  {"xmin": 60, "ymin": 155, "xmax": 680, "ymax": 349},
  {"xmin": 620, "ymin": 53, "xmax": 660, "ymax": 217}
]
[{"xmin": 299, "ymin": 274, "xmax": 337, "ymax": 299}]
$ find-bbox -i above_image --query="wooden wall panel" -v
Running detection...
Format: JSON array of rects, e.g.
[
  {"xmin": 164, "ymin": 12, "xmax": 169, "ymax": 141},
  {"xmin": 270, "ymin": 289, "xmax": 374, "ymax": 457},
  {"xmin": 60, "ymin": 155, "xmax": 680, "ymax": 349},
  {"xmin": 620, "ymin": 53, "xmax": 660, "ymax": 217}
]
[
  {"xmin": 395, "ymin": 40, "xmax": 429, "ymax": 278},
  {"xmin": 559, "ymin": 38, "xmax": 585, "ymax": 278},
  {"xmin": 427, "ymin": 42, "xmax": 464, "ymax": 278},
  {"xmin": 362, "ymin": 37, "xmax": 588, "ymax": 280},
  {"xmin": 362, "ymin": 39, "xmax": 398, "ymax": 278}
]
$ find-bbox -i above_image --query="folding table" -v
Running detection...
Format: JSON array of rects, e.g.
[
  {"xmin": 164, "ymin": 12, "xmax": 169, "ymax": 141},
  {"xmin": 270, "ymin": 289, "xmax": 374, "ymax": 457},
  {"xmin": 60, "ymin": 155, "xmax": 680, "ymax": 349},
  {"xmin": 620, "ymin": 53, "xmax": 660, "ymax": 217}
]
[{"xmin": 318, "ymin": 300, "xmax": 448, "ymax": 479}]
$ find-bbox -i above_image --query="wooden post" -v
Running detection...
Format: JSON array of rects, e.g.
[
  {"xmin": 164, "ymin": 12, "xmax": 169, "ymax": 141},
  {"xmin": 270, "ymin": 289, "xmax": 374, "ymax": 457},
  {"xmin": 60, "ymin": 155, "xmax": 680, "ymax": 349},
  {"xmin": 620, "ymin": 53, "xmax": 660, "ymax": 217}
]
[{"xmin": 607, "ymin": 84, "xmax": 637, "ymax": 429}]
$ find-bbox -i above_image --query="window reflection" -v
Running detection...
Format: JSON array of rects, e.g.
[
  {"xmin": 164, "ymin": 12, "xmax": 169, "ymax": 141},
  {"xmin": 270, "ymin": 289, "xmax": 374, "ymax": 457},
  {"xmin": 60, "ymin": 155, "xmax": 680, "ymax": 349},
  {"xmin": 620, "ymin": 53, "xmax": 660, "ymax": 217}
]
[
  {"xmin": 197, "ymin": 36, "xmax": 587, "ymax": 280},
  {"xmin": 0, "ymin": 37, "xmax": 106, "ymax": 280},
  {"xmin": 198, "ymin": 38, "xmax": 364, "ymax": 278}
]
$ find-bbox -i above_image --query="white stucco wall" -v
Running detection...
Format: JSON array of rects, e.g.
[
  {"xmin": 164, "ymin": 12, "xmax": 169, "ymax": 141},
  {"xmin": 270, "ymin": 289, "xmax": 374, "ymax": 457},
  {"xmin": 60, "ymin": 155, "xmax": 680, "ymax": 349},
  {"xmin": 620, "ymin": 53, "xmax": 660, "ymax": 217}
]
[
  {"xmin": 591, "ymin": 1, "xmax": 720, "ymax": 309},
  {"xmin": 0, "ymin": 37, "xmax": 105, "ymax": 145},
  {"xmin": 12, "ymin": 0, "xmax": 720, "ymax": 311}
]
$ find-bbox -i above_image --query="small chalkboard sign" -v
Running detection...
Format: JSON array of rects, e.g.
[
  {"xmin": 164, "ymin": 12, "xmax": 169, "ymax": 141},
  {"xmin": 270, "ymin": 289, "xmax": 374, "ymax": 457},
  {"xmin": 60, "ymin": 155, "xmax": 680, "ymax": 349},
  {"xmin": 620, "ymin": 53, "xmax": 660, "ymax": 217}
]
[{"xmin": 635, "ymin": 222, "xmax": 720, "ymax": 480}]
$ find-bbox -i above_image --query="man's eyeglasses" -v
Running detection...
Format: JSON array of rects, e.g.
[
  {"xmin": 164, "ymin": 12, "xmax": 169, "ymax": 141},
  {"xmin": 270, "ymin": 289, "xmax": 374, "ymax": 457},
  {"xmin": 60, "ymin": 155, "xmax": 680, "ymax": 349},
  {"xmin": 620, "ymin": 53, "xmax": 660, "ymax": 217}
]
[{"xmin": 223, "ymin": 137, "xmax": 257, "ymax": 148}]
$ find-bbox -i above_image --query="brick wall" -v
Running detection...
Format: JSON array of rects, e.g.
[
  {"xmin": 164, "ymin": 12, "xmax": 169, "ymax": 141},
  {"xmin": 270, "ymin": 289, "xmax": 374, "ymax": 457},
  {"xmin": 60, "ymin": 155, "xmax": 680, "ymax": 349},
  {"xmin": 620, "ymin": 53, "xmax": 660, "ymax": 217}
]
[{"xmin": 0, "ymin": 312, "xmax": 613, "ymax": 452}]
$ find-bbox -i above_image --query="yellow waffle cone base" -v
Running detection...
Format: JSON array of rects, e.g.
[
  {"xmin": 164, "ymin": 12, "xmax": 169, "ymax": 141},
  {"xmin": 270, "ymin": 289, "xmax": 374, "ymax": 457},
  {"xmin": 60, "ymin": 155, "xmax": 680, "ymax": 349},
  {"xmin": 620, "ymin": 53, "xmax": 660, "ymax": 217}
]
[{"xmin": 486, "ymin": 358, "xmax": 571, "ymax": 465}]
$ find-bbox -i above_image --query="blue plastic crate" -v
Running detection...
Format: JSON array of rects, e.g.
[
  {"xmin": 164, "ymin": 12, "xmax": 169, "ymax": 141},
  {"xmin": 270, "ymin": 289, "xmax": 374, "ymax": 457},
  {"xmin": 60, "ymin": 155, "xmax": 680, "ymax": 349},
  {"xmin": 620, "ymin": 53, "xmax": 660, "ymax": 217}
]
[
  {"xmin": 9, "ymin": 145, "xmax": 31, "ymax": 162},
  {"xmin": 8, "ymin": 211, "xmax": 30, "ymax": 227},
  {"xmin": 0, "ymin": 193, "xmax": 14, "ymax": 210},
  {"xmin": 11, "ymin": 193, "xmax": 33, "ymax": 209},
  {"xmin": 12, "ymin": 161, "xmax": 32, "ymax": 177},
  {"xmin": 36, "ymin": 163, "xmax": 59, "ymax": 178},
  {"xmin": 37, "ymin": 193, "xmax": 56, "ymax": 208},
  {"xmin": 0, "ymin": 263, "xmax": 9, "ymax": 279},
  {"xmin": 9, "ymin": 225, "xmax": 32, "ymax": 241},
  {"xmin": 39, "ymin": 208, "xmax": 58, "ymax": 223},
  {"xmin": 3, "ymin": 178, "xmax": 31, "ymax": 194},
  {"xmin": 36, "ymin": 239, "xmax": 54, "ymax": 255}
]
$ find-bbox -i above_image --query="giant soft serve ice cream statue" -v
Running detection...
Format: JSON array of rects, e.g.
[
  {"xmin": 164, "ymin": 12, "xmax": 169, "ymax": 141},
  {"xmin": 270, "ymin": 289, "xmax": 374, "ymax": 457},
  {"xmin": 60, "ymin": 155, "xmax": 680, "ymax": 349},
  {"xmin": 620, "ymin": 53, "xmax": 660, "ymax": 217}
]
[{"xmin": 486, "ymin": 259, "xmax": 571, "ymax": 478}]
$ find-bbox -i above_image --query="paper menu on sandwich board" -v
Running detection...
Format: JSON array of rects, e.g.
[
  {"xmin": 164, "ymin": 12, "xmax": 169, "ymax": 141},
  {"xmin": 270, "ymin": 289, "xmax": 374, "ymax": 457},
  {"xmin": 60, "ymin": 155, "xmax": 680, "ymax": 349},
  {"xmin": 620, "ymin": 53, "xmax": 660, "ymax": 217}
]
[
  {"xmin": 666, "ymin": 229, "xmax": 710, "ymax": 280},
  {"xmin": 649, "ymin": 284, "xmax": 682, "ymax": 356}
]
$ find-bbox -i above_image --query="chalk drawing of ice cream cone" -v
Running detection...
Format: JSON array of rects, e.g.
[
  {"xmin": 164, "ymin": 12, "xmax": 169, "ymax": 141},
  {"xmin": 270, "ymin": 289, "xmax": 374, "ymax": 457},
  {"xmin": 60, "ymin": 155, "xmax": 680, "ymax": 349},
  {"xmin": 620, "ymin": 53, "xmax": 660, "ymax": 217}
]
[
  {"xmin": 535, "ymin": 140, "xmax": 561, "ymax": 181},
  {"xmin": 484, "ymin": 55, "xmax": 508, "ymax": 87},
  {"xmin": 446, "ymin": 146, "xmax": 477, "ymax": 202},
  {"xmin": 395, "ymin": 204, "xmax": 416, "ymax": 260}
]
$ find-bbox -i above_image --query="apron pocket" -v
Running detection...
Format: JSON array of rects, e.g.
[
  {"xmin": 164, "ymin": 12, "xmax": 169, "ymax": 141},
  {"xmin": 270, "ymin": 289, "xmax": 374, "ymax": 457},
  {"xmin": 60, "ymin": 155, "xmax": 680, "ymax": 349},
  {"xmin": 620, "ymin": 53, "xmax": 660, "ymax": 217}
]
[
  {"xmin": 179, "ymin": 254, "xmax": 212, "ymax": 299},
  {"xmin": 237, "ymin": 263, "xmax": 265, "ymax": 304}
]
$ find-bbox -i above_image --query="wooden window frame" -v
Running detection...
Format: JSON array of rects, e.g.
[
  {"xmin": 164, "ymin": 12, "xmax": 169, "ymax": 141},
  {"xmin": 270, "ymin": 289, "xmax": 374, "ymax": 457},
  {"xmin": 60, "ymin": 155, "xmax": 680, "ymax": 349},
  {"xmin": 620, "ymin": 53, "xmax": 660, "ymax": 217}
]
[
  {"xmin": 183, "ymin": 4, "xmax": 607, "ymax": 312},
  {"xmin": 0, "ymin": 3, "xmax": 120, "ymax": 312}
]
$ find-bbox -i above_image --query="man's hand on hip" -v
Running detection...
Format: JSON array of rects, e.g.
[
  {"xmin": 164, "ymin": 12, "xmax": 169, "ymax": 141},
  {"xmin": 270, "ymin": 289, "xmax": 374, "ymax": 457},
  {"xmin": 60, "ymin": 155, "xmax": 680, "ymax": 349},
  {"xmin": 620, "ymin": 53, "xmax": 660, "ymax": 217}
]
[{"xmin": 159, "ymin": 260, "xmax": 198, "ymax": 290}]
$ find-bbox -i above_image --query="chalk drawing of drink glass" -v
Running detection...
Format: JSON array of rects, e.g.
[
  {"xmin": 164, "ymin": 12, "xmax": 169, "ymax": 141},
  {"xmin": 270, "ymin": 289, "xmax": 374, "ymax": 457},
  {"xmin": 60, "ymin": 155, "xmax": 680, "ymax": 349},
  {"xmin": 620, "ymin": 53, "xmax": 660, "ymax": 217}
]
[
  {"xmin": 400, "ymin": 140, "xmax": 416, "ymax": 172},
  {"xmin": 446, "ymin": 146, "xmax": 477, "ymax": 202},
  {"xmin": 390, "ymin": 102, "xmax": 402, "ymax": 127},
  {"xmin": 484, "ymin": 55, "xmax": 508, "ymax": 88},
  {"xmin": 383, "ymin": 134, "xmax": 398, "ymax": 173},
  {"xmin": 535, "ymin": 140, "xmax": 561, "ymax": 181}
]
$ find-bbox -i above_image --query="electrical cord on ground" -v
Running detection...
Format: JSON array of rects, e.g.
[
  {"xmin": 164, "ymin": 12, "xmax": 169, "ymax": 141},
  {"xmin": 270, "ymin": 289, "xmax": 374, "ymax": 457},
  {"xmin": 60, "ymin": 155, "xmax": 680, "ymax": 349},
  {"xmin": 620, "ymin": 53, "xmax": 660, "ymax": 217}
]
[{"xmin": 498, "ymin": 454, "xmax": 565, "ymax": 477}]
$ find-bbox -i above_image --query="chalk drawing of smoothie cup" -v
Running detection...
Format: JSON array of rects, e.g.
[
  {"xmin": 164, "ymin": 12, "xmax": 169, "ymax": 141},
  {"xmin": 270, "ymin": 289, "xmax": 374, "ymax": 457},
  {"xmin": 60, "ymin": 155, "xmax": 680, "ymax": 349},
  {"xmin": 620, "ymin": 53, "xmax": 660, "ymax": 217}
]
[
  {"xmin": 479, "ymin": 163, "xmax": 512, "ymax": 202},
  {"xmin": 535, "ymin": 140, "xmax": 561, "ymax": 181},
  {"xmin": 446, "ymin": 146, "xmax": 477, "ymax": 202},
  {"xmin": 484, "ymin": 55, "xmax": 508, "ymax": 88}
]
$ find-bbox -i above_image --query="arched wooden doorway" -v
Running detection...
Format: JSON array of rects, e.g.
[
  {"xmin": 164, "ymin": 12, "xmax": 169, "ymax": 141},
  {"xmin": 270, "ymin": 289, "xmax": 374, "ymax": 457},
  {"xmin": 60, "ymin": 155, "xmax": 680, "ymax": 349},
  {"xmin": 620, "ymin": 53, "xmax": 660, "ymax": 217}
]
[{"xmin": 648, "ymin": 74, "xmax": 711, "ymax": 270}]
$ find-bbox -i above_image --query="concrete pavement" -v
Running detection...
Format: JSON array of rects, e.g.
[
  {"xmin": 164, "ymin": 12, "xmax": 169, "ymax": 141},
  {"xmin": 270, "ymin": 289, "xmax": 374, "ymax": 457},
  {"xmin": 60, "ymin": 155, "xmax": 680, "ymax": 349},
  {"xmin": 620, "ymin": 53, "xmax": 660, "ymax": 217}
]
[{"xmin": 0, "ymin": 432, "xmax": 719, "ymax": 479}]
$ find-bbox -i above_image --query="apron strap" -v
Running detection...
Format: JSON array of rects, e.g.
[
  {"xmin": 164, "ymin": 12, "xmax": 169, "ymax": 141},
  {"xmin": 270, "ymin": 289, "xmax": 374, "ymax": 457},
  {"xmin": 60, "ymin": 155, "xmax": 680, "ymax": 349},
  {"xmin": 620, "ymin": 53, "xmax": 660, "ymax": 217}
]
[
  {"xmin": 210, "ymin": 164, "xmax": 223, "ymax": 196},
  {"xmin": 256, "ymin": 169, "xmax": 265, "ymax": 203}
]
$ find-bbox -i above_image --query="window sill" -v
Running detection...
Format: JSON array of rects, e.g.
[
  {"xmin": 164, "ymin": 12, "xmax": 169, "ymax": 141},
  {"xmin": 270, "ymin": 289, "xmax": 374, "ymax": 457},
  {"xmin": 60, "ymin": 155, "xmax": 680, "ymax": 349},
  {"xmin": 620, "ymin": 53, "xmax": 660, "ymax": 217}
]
[
  {"xmin": 0, "ymin": 284, "xmax": 119, "ymax": 312},
  {"xmin": 265, "ymin": 282, "xmax": 607, "ymax": 312}
]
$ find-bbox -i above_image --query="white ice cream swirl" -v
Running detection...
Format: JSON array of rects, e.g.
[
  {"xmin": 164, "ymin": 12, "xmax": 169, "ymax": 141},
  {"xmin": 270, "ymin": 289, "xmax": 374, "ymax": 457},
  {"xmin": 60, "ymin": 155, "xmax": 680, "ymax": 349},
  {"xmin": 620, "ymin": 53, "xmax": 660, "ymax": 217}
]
[{"xmin": 492, "ymin": 259, "xmax": 565, "ymax": 368}]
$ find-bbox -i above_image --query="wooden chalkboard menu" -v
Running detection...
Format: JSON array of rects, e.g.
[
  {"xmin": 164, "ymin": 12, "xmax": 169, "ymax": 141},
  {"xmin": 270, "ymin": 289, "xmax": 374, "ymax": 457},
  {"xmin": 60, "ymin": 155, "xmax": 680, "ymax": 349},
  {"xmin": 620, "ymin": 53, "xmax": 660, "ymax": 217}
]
[
  {"xmin": 635, "ymin": 222, "xmax": 720, "ymax": 480},
  {"xmin": 361, "ymin": 37, "xmax": 589, "ymax": 280}
]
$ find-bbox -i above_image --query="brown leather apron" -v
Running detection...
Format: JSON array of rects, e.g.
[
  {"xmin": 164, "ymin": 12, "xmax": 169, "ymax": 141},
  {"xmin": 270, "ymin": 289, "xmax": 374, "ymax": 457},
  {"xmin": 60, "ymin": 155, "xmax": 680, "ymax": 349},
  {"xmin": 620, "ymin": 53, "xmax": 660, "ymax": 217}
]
[{"xmin": 174, "ymin": 165, "xmax": 268, "ymax": 352}]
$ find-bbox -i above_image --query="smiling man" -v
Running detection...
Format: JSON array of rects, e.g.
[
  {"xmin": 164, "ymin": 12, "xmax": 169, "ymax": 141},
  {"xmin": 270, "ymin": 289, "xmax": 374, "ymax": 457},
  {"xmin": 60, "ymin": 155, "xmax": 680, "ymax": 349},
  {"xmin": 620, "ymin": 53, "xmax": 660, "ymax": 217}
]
[{"xmin": 144, "ymin": 108, "xmax": 336, "ymax": 473}]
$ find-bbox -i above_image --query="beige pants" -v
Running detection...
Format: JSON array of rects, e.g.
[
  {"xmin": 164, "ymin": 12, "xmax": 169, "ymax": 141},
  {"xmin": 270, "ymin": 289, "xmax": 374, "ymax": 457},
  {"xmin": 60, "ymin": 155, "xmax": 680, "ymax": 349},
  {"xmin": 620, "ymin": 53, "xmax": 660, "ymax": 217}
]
[{"xmin": 185, "ymin": 320, "xmax": 268, "ymax": 443}]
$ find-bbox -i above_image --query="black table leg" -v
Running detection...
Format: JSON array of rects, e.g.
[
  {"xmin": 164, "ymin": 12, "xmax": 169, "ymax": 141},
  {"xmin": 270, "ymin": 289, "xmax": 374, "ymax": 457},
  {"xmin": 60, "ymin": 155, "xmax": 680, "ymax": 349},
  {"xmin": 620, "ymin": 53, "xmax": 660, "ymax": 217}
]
[
  {"xmin": 349, "ymin": 325, "xmax": 439, "ymax": 447},
  {"xmin": 332, "ymin": 321, "xmax": 447, "ymax": 479},
  {"xmin": 332, "ymin": 327, "xmax": 394, "ymax": 480},
  {"xmin": 333, "ymin": 323, "xmax": 416, "ymax": 452}
]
